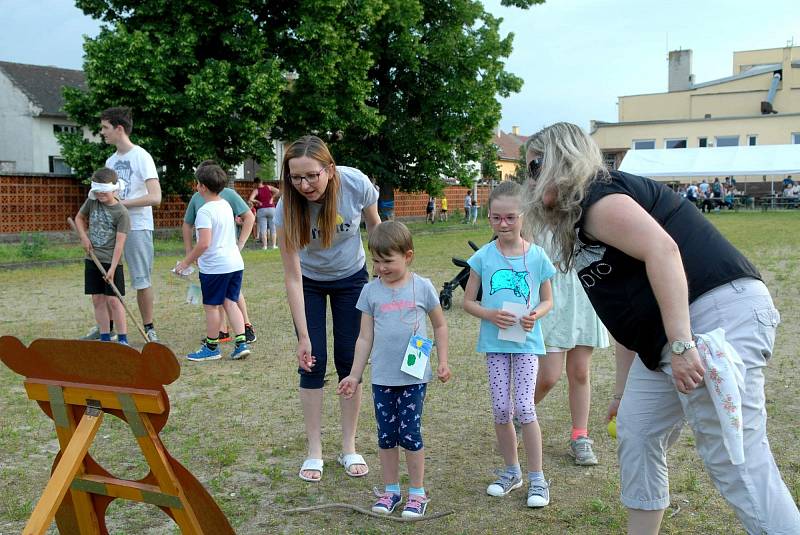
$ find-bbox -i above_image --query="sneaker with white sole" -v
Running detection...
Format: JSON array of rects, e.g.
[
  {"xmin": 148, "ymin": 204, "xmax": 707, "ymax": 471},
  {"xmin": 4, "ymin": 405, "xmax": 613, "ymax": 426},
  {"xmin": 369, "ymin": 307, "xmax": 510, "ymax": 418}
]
[
  {"xmin": 244, "ymin": 324, "xmax": 257, "ymax": 343},
  {"xmin": 401, "ymin": 494, "xmax": 429, "ymax": 519},
  {"xmin": 526, "ymin": 479, "xmax": 550, "ymax": 508},
  {"xmin": 230, "ymin": 343, "xmax": 251, "ymax": 360},
  {"xmin": 81, "ymin": 325, "xmax": 117, "ymax": 341},
  {"xmin": 569, "ymin": 436, "xmax": 598, "ymax": 466},
  {"xmin": 187, "ymin": 344, "xmax": 221, "ymax": 362},
  {"xmin": 145, "ymin": 328, "xmax": 159, "ymax": 343},
  {"xmin": 371, "ymin": 489, "xmax": 402, "ymax": 515},
  {"xmin": 486, "ymin": 469, "xmax": 523, "ymax": 497}
]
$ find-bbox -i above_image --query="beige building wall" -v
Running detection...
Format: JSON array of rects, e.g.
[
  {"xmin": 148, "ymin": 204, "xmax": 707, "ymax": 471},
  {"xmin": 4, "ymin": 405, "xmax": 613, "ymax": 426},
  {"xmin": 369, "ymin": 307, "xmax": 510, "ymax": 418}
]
[
  {"xmin": 593, "ymin": 46, "xmax": 800, "ymax": 182},
  {"xmin": 496, "ymin": 159, "xmax": 517, "ymax": 180}
]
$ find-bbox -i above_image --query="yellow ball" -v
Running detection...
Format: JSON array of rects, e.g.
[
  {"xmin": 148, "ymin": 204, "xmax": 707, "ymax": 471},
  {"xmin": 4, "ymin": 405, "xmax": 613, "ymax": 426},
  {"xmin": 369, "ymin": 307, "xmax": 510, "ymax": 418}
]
[{"xmin": 607, "ymin": 417, "xmax": 617, "ymax": 439}]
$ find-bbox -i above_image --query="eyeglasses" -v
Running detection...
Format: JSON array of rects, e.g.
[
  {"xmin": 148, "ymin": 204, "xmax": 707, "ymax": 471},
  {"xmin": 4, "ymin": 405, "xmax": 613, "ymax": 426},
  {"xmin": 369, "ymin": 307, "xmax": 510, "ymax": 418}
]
[
  {"xmin": 289, "ymin": 165, "xmax": 329, "ymax": 185},
  {"xmin": 527, "ymin": 157, "xmax": 542, "ymax": 181},
  {"xmin": 488, "ymin": 214, "xmax": 521, "ymax": 225}
]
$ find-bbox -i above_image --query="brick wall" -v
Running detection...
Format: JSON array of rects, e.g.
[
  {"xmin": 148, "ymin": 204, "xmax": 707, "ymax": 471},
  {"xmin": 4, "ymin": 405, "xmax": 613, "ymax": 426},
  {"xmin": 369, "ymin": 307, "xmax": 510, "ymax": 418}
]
[
  {"xmin": 0, "ymin": 173, "xmax": 491, "ymax": 234},
  {"xmin": 0, "ymin": 174, "xmax": 260, "ymax": 233},
  {"xmin": 392, "ymin": 186, "xmax": 490, "ymax": 218}
]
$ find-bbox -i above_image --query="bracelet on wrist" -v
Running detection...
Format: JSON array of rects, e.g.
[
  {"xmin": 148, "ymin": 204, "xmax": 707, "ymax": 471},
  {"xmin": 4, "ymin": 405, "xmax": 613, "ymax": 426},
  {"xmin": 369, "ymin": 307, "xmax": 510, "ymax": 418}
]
[{"xmin": 613, "ymin": 393, "xmax": 623, "ymax": 401}]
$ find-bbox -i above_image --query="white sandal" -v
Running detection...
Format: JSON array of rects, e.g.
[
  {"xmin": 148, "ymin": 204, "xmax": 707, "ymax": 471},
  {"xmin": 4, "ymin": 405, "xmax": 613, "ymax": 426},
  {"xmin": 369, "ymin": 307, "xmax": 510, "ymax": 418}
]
[
  {"xmin": 337, "ymin": 453, "xmax": 369, "ymax": 477},
  {"xmin": 298, "ymin": 458, "xmax": 323, "ymax": 482}
]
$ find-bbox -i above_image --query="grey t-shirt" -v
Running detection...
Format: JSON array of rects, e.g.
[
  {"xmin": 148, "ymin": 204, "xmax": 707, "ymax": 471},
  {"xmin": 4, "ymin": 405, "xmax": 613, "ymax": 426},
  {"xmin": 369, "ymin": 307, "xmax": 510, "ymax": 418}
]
[
  {"xmin": 275, "ymin": 166, "xmax": 378, "ymax": 281},
  {"xmin": 356, "ymin": 273, "xmax": 440, "ymax": 386},
  {"xmin": 78, "ymin": 199, "xmax": 131, "ymax": 264}
]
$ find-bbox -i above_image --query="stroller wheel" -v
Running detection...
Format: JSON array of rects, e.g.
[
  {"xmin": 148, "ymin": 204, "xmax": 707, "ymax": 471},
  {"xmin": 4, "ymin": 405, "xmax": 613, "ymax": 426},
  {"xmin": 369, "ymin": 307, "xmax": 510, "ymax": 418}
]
[{"xmin": 439, "ymin": 292, "xmax": 452, "ymax": 311}]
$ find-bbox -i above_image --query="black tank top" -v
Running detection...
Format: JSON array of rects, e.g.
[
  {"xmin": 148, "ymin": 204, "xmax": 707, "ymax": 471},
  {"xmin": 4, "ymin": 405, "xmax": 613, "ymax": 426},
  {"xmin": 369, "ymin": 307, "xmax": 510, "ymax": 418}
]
[{"xmin": 575, "ymin": 171, "xmax": 760, "ymax": 369}]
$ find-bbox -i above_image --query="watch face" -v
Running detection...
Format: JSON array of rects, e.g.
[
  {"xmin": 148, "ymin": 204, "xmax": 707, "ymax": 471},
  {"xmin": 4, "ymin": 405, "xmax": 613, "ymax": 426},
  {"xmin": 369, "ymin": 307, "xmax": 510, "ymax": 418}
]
[{"xmin": 672, "ymin": 341, "xmax": 685, "ymax": 354}]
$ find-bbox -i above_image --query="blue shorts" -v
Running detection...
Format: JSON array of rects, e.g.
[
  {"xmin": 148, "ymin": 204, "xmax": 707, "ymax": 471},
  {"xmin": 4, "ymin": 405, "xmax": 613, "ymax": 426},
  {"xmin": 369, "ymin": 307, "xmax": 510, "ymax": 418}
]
[
  {"xmin": 199, "ymin": 270, "xmax": 243, "ymax": 306},
  {"xmin": 372, "ymin": 383, "xmax": 427, "ymax": 451}
]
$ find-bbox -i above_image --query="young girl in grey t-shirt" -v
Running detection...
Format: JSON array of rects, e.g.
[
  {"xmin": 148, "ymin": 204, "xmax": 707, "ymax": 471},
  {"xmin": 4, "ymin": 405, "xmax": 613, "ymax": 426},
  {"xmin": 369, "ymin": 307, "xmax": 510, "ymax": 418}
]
[{"xmin": 337, "ymin": 221, "xmax": 450, "ymax": 519}]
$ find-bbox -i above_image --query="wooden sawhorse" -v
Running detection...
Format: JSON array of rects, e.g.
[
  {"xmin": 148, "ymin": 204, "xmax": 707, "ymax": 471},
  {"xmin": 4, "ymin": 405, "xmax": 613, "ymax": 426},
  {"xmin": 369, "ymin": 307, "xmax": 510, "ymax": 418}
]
[{"xmin": 0, "ymin": 336, "xmax": 234, "ymax": 534}]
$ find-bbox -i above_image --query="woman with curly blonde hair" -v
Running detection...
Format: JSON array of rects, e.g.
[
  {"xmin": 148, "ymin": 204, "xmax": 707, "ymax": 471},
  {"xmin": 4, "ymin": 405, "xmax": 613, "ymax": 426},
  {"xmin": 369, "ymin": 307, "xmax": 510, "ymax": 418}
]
[{"xmin": 523, "ymin": 122, "xmax": 798, "ymax": 534}]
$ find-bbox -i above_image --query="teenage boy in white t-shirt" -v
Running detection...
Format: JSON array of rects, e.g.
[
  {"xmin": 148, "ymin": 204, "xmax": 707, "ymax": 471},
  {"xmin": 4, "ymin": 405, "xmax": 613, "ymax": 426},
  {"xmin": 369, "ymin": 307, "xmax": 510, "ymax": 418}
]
[
  {"xmin": 81, "ymin": 106, "xmax": 162, "ymax": 342},
  {"xmin": 176, "ymin": 163, "xmax": 250, "ymax": 362}
]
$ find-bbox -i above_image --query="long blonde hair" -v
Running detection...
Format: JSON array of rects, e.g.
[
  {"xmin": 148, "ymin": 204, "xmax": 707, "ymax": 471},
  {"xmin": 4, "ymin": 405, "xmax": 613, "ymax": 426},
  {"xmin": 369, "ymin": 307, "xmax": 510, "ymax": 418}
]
[
  {"xmin": 281, "ymin": 135, "xmax": 340, "ymax": 251},
  {"xmin": 523, "ymin": 122, "xmax": 608, "ymax": 271}
]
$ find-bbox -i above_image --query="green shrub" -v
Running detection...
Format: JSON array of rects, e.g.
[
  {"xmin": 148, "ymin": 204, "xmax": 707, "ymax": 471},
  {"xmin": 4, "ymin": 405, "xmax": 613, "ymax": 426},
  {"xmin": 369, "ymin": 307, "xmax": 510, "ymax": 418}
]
[{"xmin": 18, "ymin": 233, "xmax": 47, "ymax": 259}]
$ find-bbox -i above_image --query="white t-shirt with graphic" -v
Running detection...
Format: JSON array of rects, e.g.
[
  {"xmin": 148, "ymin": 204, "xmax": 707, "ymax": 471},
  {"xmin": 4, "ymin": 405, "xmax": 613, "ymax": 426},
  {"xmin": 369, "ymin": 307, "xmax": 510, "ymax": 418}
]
[
  {"xmin": 275, "ymin": 166, "xmax": 378, "ymax": 281},
  {"xmin": 106, "ymin": 145, "xmax": 159, "ymax": 231},
  {"xmin": 194, "ymin": 199, "xmax": 244, "ymax": 275}
]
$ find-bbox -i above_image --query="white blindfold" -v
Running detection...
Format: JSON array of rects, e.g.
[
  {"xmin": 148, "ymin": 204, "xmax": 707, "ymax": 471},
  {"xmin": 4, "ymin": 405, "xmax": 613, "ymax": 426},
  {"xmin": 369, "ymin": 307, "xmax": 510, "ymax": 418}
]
[{"xmin": 88, "ymin": 179, "xmax": 125, "ymax": 200}]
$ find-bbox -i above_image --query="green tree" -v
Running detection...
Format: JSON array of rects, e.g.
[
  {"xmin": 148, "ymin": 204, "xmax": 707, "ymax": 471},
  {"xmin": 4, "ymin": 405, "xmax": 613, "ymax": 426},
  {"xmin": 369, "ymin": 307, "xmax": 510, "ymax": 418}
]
[
  {"xmin": 60, "ymin": 1, "xmax": 286, "ymax": 192},
  {"xmin": 331, "ymin": 0, "xmax": 534, "ymax": 193},
  {"xmin": 512, "ymin": 142, "xmax": 528, "ymax": 183},
  {"xmin": 481, "ymin": 143, "xmax": 502, "ymax": 182},
  {"xmin": 61, "ymin": 0, "xmax": 543, "ymax": 194}
]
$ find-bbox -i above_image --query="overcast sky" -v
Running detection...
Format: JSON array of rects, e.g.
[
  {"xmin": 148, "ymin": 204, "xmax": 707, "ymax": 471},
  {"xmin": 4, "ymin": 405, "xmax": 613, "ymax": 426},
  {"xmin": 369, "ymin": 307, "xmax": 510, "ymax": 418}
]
[{"xmin": 1, "ymin": 0, "xmax": 798, "ymax": 136}]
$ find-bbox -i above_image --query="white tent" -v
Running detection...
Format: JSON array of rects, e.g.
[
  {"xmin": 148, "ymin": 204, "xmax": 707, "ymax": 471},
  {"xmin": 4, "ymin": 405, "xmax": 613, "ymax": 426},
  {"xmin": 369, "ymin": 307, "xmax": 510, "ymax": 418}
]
[{"xmin": 618, "ymin": 144, "xmax": 800, "ymax": 178}]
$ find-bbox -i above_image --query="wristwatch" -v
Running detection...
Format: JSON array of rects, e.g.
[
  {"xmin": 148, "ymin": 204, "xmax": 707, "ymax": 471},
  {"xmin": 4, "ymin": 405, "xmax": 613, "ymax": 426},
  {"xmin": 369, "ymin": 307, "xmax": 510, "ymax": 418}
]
[{"xmin": 670, "ymin": 340, "xmax": 696, "ymax": 355}]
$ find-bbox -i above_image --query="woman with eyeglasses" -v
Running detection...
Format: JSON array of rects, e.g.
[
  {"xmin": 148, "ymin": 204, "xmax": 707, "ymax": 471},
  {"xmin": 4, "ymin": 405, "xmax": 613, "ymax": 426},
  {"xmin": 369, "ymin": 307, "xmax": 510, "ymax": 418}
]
[
  {"xmin": 523, "ymin": 122, "xmax": 798, "ymax": 534},
  {"xmin": 274, "ymin": 135, "xmax": 381, "ymax": 482}
]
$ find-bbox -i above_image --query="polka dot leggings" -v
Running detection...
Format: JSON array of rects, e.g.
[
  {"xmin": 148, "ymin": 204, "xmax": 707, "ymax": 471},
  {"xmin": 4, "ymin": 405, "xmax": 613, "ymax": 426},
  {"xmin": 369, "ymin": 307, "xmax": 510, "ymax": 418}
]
[{"xmin": 486, "ymin": 352, "xmax": 539, "ymax": 425}]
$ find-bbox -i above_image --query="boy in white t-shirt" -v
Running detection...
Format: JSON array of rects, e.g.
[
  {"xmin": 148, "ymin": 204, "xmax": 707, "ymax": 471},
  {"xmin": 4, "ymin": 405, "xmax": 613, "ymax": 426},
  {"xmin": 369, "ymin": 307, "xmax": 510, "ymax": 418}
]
[{"xmin": 176, "ymin": 163, "xmax": 250, "ymax": 362}]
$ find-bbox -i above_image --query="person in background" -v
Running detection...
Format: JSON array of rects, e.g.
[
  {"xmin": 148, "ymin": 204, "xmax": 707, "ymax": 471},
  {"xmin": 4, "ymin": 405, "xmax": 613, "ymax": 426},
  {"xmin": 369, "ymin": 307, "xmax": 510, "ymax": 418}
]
[{"xmin": 249, "ymin": 178, "xmax": 281, "ymax": 250}]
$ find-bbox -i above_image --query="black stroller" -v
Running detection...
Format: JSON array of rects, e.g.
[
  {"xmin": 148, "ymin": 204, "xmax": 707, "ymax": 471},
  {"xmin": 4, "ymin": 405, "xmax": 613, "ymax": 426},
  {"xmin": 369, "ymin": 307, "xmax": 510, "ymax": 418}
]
[{"xmin": 439, "ymin": 240, "xmax": 483, "ymax": 310}]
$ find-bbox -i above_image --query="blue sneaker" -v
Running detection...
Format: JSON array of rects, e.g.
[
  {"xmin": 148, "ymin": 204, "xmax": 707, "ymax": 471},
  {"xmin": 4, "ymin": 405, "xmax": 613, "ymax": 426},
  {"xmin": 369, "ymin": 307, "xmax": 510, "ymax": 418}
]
[
  {"xmin": 187, "ymin": 344, "xmax": 221, "ymax": 362},
  {"xmin": 230, "ymin": 343, "xmax": 251, "ymax": 360},
  {"xmin": 401, "ymin": 493, "xmax": 429, "ymax": 518},
  {"xmin": 371, "ymin": 489, "xmax": 402, "ymax": 515}
]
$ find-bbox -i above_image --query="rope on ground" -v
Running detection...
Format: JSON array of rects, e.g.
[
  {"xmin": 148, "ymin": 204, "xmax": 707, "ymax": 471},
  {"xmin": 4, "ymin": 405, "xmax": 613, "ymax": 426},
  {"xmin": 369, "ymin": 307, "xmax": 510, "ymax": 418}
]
[{"xmin": 285, "ymin": 503, "xmax": 454, "ymax": 522}]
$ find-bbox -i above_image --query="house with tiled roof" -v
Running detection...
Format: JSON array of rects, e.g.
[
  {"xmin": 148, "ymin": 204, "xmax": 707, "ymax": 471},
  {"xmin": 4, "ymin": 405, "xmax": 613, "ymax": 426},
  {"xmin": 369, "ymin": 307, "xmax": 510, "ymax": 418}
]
[
  {"xmin": 0, "ymin": 61, "xmax": 89, "ymax": 174},
  {"xmin": 491, "ymin": 126, "xmax": 528, "ymax": 181}
]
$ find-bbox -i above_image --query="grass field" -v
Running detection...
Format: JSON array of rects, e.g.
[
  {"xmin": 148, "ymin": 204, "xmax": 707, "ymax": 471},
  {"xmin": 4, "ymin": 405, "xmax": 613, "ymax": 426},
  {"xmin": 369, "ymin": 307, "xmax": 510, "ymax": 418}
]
[{"xmin": 1, "ymin": 212, "xmax": 798, "ymax": 534}]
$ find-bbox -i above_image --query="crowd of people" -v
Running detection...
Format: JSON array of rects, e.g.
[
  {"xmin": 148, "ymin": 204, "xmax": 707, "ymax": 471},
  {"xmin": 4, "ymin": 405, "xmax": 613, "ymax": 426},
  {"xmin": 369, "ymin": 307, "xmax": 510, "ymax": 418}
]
[{"xmin": 74, "ymin": 109, "xmax": 798, "ymax": 533}]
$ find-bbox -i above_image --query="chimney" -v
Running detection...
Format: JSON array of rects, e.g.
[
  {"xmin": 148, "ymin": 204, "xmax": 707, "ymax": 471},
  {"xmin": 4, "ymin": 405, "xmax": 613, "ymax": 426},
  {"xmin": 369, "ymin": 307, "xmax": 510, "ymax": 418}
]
[
  {"xmin": 512, "ymin": 125, "xmax": 520, "ymax": 136},
  {"xmin": 668, "ymin": 49, "xmax": 693, "ymax": 92}
]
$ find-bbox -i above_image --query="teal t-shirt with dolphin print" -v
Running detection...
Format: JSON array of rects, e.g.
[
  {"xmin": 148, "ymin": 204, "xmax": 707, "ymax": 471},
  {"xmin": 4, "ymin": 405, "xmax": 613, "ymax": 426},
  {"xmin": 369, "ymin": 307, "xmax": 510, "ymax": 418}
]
[{"xmin": 467, "ymin": 241, "xmax": 556, "ymax": 354}]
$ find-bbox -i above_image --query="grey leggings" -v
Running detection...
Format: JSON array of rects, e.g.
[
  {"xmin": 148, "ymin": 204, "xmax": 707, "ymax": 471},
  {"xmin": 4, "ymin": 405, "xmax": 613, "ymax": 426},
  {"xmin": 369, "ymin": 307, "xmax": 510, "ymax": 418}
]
[{"xmin": 256, "ymin": 207, "xmax": 275, "ymax": 236}]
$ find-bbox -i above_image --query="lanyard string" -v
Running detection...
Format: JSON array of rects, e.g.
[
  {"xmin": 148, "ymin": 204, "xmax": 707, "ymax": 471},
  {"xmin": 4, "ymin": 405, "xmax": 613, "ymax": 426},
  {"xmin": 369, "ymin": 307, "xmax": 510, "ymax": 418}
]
[{"xmin": 496, "ymin": 240, "xmax": 531, "ymax": 308}]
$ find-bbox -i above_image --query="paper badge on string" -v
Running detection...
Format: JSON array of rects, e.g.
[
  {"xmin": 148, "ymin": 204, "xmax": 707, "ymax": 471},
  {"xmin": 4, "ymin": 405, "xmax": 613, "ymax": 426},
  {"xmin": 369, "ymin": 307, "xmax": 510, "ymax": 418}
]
[
  {"xmin": 401, "ymin": 334, "xmax": 433, "ymax": 379},
  {"xmin": 497, "ymin": 301, "xmax": 530, "ymax": 343}
]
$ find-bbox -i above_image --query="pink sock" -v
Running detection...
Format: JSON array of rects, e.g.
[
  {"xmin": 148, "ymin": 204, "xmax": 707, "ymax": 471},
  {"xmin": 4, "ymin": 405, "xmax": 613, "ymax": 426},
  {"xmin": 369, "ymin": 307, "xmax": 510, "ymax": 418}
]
[{"xmin": 571, "ymin": 427, "xmax": 588, "ymax": 441}]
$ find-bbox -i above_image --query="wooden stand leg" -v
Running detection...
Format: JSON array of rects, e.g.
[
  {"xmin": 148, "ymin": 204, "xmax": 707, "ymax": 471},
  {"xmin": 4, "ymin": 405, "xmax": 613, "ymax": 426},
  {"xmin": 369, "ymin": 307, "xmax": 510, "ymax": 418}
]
[
  {"xmin": 119, "ymin": 395, "xmax": 203, "ymax": 534},
  {"xmin": 24, "ymin": 409, "xmax": 104, "ymax": 535}
]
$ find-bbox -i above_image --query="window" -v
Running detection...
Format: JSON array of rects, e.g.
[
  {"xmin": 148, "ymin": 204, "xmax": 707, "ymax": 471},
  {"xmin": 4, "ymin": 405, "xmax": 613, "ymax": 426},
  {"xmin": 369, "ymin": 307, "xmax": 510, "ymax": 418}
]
[
  {"xmin": 48, "ymin": 156, "xmax": 72, "ymax": 174},
  {"xmin": 53, "ymin": 124, "xmax": 80, "ymax": 135},
  {"xmin": 602, "ymin": 152, "xmax": 618, "ymax": 170},
  {"xmin": 792, "ymin": 133, "xmax": 800, "ymax": 144},
  {"xmin": 633, "ymin": 139, "xmax": 655, "ymax": 150},
  {"xmin": 698, "ymin": 137, "xmax": 708, "ymax": 148},
  {"xmin": 0, "ymin": 160, "xmax": 16, "ymax": 172},
  {"xmin": 747, "ymin": 135, "xmax": 757, "ymax": 146},
  {"xmin": 665, "ymin": 138, "xmax": 687, "ymax": 149},
  {"xmin": 715, "ymin": 135, "xmax": 739, "ymax": 147}
]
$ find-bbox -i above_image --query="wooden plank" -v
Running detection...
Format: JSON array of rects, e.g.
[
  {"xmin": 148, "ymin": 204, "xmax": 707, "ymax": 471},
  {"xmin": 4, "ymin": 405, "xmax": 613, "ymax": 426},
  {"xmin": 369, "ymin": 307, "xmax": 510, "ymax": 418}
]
[
  {"xmin": 135, "ymin": 413, "xmax": 203, "ymax": 534},
  {"xmin": 72, "ymin": 474, "xmax": 181, "ymax": 508},
  {"xmin": 49, "ymin": 391, "xmax": 101, "ymax": 535},
  {"xmin": 25, "ymin": 380, "xmax": 165, "ymax": 414},
  {"xmin": 24, "ymin": 410, "xmax": 103, "ymax": 535}
]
